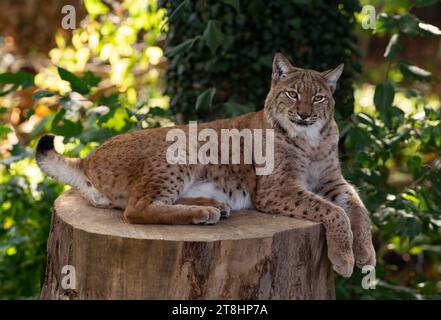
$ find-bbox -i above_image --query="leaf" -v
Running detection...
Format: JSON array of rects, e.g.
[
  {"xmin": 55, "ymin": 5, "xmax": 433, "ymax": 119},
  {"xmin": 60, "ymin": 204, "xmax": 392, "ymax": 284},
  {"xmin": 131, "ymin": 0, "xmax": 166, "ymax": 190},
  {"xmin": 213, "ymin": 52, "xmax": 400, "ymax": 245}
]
[
  {"xmin": 434, "ymin": 124, "xmax": 441, "ymax": 147},
  {"xmin": 414, "ymin": 0, "xmax": 441, "ymax": 7},
  {"xmin": 125, "ymin": 108, "xmax": 146, "ymax": 122},
  {"xmin": 51, "ymin": 108, "xmax": 65, "ymax": 123},
  {"xmin": 418, "ymin": 22, "xmax": 441, "ymax": 37},
  {"xmin": 87, "ymin": 105, "xmax": 110, "ymax": 115},
  {"xmin": 398, "ymin": 63, "xmax": 432, "ymax": 82},
  {"xmin": 0, "ymin": 85, "xmax": 18, "ymax": 97},
  {"xmin": 407, "ymin": 156, "xmax": 423, "ymax": 176},
  {"xmin": 0, "ymin": 71, "xmax": 34, "ymax": 96},
  {"xmin": 58, "ymin": 67, "xmax": 89, "ymax": 95},
  {"xmin": 0, "ymin": 124, "xmax": 11, "ymax": 138},
  {"xmin": 374, "ymin": 81, "xmax": 395, "ymax": 114},
  {"xmin": 384, "ymin": 34, "xmax": 402, "ymax": 60},
  {"xmin": 84, "ymin": 0, "xmax": 109, "ymax": 16},
  {"xmin": 33, "ymin": 90, "xmax": 55, "ymax": 99},
  {"xmin": 165, "ymin": 36, "xmax": 199, "ymax": 57},
  {"xmin": 397, "ymin": 215, "xmax": 422, "ymax": 238},
  {"xmin": 398, "ymin": 14, "xmax": 420, "ymax": 36},
  {"xmin": 167, "ymin": 0, "xmax": 189, "ymax": 23},
  {"xmin": 148, "ymin": 106, "xmax": 170, "ymax": 118},
  {"xmin": 51, "ymin": 109, "xmax": 83, "ymax": 137},
  {"xmin": 0, "ymin": 71, "xmax": 34, "ymax": 87},
  {"xmin": 98, "ymin": 93, "xmax": 119, "ymax": 108},
  {"xmin": 224, "ymin": 100, "xmax": 252, "ymax": 117},
  {"xmin": 82, "ymin": 71, "xmax": 101, "ymax": 88},
  {"xmin": 29, "ymin": 116, "xmax": 50, "ymax": 139},
  {"xmin": 203, "ymin": 20, "xmax": 224, "ymax": 55},
  {"xmin": 79, "ymin": 127, "xmax": 115, "ymax": 143},
  {"xmin": 223, "ymin": 0, "xmax": 240, "ymax": 12},
  {"xmin": 195, "ymin": 88, "xmax": 216, "ymax": 111}
]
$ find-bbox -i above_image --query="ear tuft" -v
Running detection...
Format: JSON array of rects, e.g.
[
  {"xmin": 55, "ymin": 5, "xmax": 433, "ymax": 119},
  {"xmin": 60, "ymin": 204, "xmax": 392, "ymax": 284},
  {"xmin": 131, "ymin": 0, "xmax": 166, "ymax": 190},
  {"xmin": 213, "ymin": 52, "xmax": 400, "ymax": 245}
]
[
  {"xmin": 272, "ymin": 53, "xmax": 294, "ymax": 81},
  {"xmin": 322, "ymin": 64, "xmax": 344, "ymax": 93}
]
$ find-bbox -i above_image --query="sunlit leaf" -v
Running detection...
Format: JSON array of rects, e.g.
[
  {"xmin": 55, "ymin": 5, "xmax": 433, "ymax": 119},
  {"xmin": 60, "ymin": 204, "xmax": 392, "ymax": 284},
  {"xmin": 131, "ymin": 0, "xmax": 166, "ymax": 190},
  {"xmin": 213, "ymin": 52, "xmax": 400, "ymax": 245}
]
[
  {"xmin": 58, "ymin": 67, "xmax": 89, "ymax": 95},
  {"xmin": 0, "ymin": 124, "xmax": 11, "ymax": 138},
  {"xmin": 384, "ymin": 34, "xmax": 402, "ymax": 60},
  {"xmin": 398, "ymin": 63, "xmax": 432, "ymax": 82},
  {"xmin": 418, "ymin": 22, "xmax": 441, "ymax": 37},
  {"xmin": 84, "ymin": 0, "xmax": 109, "ymax": 16},
  {"xmin": 402, "ymin": 194, "xmax": 420, "ymax": 205}
]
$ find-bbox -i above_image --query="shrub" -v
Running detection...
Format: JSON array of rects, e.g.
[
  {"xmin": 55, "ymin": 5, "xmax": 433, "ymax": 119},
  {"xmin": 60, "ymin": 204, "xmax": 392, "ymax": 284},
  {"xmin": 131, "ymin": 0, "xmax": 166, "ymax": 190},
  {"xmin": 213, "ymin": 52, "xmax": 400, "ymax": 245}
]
[{"xmin": 160, "ymin": 0, "xmax": 361, "ymax": 122}]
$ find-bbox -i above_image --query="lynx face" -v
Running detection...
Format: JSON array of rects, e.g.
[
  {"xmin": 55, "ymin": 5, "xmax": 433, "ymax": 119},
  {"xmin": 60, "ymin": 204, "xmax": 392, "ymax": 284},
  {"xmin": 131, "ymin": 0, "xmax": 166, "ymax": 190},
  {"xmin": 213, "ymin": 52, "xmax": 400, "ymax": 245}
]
[{"xmin": 264, "ymin": 53, "xmax": 343, "ymax": 140}]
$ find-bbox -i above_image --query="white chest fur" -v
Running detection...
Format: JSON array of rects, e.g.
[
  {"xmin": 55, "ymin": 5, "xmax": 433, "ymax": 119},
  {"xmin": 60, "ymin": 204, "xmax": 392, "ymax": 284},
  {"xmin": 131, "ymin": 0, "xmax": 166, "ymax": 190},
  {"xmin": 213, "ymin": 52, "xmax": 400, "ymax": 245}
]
[
  {"xmin": 304, "ymin": 160, "xmax": 328, "ymax": 192},
  {"xmin": 181, "ymin": 181, "xmax": 252, "ymax": 210}
]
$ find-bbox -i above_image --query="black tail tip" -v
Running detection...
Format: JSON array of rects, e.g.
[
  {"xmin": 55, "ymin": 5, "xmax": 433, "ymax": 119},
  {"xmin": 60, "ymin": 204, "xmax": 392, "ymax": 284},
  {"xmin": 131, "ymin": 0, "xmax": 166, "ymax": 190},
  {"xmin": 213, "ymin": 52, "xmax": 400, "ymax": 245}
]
[{"xmin": 36, "ymin": 134, "xmax": 55, "ymax": 155}]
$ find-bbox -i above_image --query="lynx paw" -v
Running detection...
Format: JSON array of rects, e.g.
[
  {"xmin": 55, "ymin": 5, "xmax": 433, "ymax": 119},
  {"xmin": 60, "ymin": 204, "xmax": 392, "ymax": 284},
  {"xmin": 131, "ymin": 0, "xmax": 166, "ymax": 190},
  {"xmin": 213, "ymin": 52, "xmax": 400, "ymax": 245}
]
[
  {"xmin": 353, "ymin": 234, "xmax": 376, "ymax": 268},
  {"xmin": 331, "ymin": 255, "xmax": 355, "ymax": 278},
  {"xmin": 327, "ymin": 232, "xmax": 355, "ymax": 278},
  {"xmin": 349, "ymin": 217, "xmax": 376, "ymax": 268},
  {"xmin": 192, "ymin": 207, "xmax": 221, "ymax": 225},
  {"xmin": 213, "ymin": 201, "xmax": 231, "ymax": 218}
]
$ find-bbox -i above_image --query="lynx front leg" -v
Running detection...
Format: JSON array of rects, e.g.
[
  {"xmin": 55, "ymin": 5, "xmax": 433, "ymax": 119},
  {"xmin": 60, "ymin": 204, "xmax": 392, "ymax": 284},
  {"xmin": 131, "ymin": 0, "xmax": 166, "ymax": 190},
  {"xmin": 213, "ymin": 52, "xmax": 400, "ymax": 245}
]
[
  {"xmin": 254, "ymin": 186, "xmax": 355, "ymax": 277},
  {"xmin": 317, "ymin": 178, "xmax": 376, "ymax": 268}
]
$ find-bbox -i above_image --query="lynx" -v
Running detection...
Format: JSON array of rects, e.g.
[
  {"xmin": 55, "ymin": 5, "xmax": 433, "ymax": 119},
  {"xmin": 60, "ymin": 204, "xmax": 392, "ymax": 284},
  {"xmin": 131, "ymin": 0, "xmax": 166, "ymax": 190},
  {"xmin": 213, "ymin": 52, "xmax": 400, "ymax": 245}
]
[{"xmin": 36, "ymin": 53, "xmax": 375, "ymax": 277}]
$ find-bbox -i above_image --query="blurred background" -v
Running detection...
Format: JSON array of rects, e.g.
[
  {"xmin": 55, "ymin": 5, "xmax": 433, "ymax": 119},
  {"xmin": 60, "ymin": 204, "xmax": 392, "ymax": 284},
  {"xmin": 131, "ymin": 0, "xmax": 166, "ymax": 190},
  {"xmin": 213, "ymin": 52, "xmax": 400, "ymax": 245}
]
[{"xmin": 0, "ymin": 0, "xmax": 440, "ymax": 299}]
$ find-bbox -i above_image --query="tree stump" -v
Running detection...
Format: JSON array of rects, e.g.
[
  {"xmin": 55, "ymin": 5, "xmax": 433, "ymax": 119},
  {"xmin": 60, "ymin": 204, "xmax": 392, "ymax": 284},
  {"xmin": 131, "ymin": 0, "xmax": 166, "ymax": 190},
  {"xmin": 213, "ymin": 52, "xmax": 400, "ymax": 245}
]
[{"xmin": 41, "ymin": 189, "xmax": 335, "ymax": 300}]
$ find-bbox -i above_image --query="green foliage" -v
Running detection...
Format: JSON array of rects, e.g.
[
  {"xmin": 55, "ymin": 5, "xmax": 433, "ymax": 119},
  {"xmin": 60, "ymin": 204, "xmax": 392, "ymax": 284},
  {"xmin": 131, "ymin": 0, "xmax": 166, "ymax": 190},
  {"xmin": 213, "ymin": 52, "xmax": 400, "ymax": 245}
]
[
  {"xmin": 0, "ymin": 169, "xmax": 64, "ymax": 299},
  {"xmin": 44, "ymin": 0, "xmax": 167, "ymax": 104},
  {"xmin": 1, "ymin": 0, "xmax": 440, "ymax": 300},
  {"xmin": 160, "ymin": 0, "xmax": 361, "ymax": 122},
  {"xmin": 0, "ymin": 71, "xmax": 34, "ymax": 96},
  {"xmin": 336, "ymin": 0, "xmax": 441, "ymax": 299},
  {"xmin": 0, "ymin": 66, "xmax": 170, "ymax": 301},
  {"xmin": 0, "ymin": 0, "xmax": 170, "ymax": 299},
  {"xmin": 162, "ymin": 0, "xmax": 441, "ymax": 299}
]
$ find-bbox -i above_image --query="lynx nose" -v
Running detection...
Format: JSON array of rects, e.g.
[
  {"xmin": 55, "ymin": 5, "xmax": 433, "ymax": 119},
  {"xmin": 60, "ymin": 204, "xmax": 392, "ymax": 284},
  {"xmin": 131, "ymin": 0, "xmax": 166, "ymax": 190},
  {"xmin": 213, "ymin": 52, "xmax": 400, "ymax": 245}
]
[{"xmin": 298, "ymin": 112, "xmax": 310, "ymax": 120}]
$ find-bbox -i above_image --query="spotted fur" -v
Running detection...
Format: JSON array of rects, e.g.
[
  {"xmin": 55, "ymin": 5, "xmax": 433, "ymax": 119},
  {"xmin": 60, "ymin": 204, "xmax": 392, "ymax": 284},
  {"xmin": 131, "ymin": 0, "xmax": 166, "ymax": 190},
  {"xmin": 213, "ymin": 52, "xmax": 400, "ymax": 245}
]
[{"xmin": 36, "ymin": 53, "xmax": 375, "ymax": 277}]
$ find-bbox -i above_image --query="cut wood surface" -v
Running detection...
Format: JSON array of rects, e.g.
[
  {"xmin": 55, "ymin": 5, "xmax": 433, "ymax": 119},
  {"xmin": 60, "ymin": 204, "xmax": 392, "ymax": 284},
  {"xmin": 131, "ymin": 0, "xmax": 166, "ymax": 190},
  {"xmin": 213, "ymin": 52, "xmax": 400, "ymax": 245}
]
[{"xmin": 41, "ymin": 189, "xmax": 335, "ymax": 299}]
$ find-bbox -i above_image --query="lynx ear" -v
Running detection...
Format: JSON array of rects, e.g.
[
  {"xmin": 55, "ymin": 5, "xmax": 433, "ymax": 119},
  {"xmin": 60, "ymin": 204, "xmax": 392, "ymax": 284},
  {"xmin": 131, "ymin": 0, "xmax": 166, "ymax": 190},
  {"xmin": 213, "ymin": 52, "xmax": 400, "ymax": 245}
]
[
  {"xmin": 322, "ymin": 64, "xmax": 344, "ymax": 93},
  {"xmin": 272, "ymin": 53, "xmax": 294, "ymax": 82}
]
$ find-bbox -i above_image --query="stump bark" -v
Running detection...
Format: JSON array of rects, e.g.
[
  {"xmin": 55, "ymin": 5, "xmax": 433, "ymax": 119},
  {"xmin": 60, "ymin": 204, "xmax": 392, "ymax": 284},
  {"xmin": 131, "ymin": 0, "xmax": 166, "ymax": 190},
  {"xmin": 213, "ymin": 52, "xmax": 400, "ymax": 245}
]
[{"xmin": 41, "ymin": 189, "xmax": 335, "ymax": 300}]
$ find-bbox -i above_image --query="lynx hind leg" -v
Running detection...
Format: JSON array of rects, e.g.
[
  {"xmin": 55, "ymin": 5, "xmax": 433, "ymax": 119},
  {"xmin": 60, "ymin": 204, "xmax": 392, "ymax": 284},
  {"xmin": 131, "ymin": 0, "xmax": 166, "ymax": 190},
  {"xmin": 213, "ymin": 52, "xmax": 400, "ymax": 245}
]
[
  {"xmin": 123, "ymin": 176, "xmax": 221, "ymax": 225},
  {"xmin": 176, "ymin": 197, "xmax": 231, "ymax": 218},
  {"xmin": 124, "ymin": 200, "xmax": 221, "ymax": 225}
]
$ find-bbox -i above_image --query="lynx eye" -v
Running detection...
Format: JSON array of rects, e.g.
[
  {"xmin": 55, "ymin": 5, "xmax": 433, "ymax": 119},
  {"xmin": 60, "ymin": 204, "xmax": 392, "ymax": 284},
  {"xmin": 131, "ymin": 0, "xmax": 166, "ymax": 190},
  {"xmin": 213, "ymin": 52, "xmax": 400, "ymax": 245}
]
[
  {"xmin": 313, "ymin": 95, "xmax": 325, "ymax": 103},
  {"xmin": 285, "ymin": 90, "xmax": 298, "ymax": 100}
]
